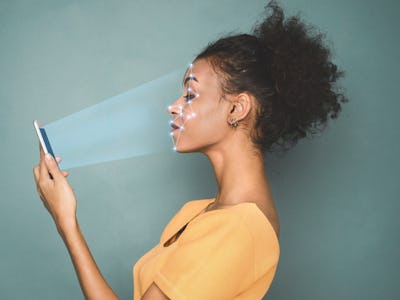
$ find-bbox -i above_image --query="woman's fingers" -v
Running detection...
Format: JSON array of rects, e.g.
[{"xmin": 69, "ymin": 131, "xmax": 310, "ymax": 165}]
[
  {"xmin": 39, "ymin": 151, "xmax": 50, "ymax": 182},
  {"xmin": 55, "ymin": 157, "xmax": 69, "ymax": 177},
  {"xmin": 44, "ymin": 154, "xmax": 62, "ymax": 181},
  {"xmin": 39, "ymin": 144, "xmax": 45, "ymax": 160},
  {"xmin": 33, "ymin": 165, "xmax": 42, "ymax": 195},
  {"xmin": 33, "ymin": 164, "xmax": 46, "ymax": 202},
  {"xmin": 35, "ymin": 148, "xmax": 69, "ymax": 195},
  {"xmin": 33, "ymin": 165, "xmax": 40, "ymax": 184}
]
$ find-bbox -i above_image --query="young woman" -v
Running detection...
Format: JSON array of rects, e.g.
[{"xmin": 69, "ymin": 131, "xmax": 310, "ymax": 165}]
[{"xmin": 33, "ymin": 1, "xmax": 346, "ymax": 299}]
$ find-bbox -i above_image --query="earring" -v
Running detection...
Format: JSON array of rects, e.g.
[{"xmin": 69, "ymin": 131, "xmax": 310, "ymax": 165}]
[{"xmin": 228, "ymin": 118, "xmax": 239, "ymax": 128}]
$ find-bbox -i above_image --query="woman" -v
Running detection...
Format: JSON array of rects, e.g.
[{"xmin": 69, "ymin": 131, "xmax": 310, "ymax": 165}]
[{"xmin": 33, "ymin": 1, "xmax": 346, "ymax": 299}]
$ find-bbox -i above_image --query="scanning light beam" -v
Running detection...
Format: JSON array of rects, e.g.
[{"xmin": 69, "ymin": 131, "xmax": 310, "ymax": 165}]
[{"xmin": 44, "ymin": 69, "xmax": 184, "ymax": 169}]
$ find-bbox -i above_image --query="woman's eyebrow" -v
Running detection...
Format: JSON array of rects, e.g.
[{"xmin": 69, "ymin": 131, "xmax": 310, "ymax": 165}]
[{"xmin": 183, "ymin": 75, "xmax": 198, "ymax": 86}]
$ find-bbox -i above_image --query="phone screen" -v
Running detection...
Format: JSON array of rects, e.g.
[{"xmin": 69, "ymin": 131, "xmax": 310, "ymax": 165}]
[
  {"xmin": 39, "ymin": 127, "xmax": 56, "ymax": 158},
  {"xmin": 34, "ymin": 120, "xmax": 56, "ymax": 158}
]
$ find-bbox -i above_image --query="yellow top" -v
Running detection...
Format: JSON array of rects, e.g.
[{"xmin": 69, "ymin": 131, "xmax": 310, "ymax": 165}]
[{"xmin": 133, "ymin": 199, "xmax": 280, "ymax": 300}]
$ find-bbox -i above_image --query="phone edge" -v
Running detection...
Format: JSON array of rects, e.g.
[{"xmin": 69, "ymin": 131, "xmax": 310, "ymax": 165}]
[{"xmin": 33, "ymin": 120, "xmax": 49, "ymax": 154}]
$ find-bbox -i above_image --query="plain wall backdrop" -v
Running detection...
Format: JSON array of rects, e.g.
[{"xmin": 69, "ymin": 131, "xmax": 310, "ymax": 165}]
[{"xmin": 0, "ymin": 0, "xmax": 399, "ymax": 299}]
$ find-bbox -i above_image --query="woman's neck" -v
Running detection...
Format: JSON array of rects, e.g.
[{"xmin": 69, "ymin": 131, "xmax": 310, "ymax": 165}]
[
  {"xmin": 202, "ymin": 133, "xmax": 280, "ymax": 238},
  {"xmin": 203, "ymin": 135, "xmax": 272, "ymax": 209}
]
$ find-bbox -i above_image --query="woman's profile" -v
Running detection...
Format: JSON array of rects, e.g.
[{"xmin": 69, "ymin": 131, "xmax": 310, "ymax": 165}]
[{"xmin": 33, "ymin": 1, "xmax": 346, "ymax": 299}]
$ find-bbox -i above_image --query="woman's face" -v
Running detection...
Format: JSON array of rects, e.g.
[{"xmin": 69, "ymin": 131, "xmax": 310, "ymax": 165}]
[{"xmin": 168, "ymin": 59, "xmax": 232, "ymax": 153}]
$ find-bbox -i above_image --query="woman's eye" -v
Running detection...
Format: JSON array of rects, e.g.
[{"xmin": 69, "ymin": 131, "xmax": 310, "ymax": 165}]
[{"xmin": 183, "ymin": 93, "xmax": 196, "ymax": 102}]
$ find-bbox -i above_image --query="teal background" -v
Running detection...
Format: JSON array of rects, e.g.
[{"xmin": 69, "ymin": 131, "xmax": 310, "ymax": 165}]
[{"xmin": 1, "ymin": 0, "xmax": 399, "ymax": 299}]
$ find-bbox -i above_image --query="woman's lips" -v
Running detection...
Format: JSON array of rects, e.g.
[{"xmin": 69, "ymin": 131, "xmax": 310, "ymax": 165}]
[{"xmin": 170, "ymin": 122, "xmax": 180, "ymax": 131}]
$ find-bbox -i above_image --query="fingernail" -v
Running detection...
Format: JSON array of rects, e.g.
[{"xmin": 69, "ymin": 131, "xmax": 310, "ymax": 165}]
[{"xmin": 45, "ymin": 154, "xmax": 52, "ymax": 161}]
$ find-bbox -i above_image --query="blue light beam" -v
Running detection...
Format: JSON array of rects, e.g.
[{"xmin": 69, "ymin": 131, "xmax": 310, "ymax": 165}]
[{"xmin": 44, "ymin": 69, "xmax": 184, "ymax": 169}]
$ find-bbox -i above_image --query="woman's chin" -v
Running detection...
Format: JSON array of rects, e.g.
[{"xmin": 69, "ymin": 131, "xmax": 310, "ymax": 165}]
[
  {"xmin": 173, "ymin": 144, "xmax": 200, "ymax": 154},
  {"xmin": 174, "ymin": 147, "xmax": 192, "ymax": 154}
]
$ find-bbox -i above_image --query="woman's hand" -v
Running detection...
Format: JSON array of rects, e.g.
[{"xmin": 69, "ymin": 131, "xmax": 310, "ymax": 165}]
[
  {"xmin": 33, "ymin": 147, "xmax": 77, "ymax": 234},
  {"xmin": 33, "ymin": 148, "xmax": 119, "ymax": 299}
]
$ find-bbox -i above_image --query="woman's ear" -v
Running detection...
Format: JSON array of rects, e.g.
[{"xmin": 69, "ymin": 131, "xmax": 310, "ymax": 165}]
[{"xmin": 228, "ymin": 92, "xmax": 253, "ymax": 122}]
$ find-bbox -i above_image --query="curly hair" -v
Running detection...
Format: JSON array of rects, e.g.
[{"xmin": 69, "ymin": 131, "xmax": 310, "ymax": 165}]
[{"xmin": 195, "ymin": 0, "xmax": 348, "ymax": 153}]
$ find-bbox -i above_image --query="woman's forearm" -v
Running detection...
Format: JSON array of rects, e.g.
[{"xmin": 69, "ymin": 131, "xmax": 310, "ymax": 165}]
[
  {"xmin": 60, "ymin": 220, "xmax": 119, "ymax": 300},
  {"xmin": 34, "ymin": 150, "xmax": 118, "ymax": 299}
]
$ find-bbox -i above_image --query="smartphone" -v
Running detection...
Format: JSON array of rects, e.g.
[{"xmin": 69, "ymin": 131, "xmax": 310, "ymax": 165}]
[{"xmin": 33, "ymin": 120, "xmax": 56, "ymax": 158}]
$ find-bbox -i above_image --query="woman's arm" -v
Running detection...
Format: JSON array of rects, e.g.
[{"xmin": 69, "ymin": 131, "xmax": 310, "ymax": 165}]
[
  {"xmin": 33, "ymin": 149, "xmax": 118, "ymax": 300},
  {"xmin": 60, "ymin": 220, "xmax": 118, "ymax": 300}
]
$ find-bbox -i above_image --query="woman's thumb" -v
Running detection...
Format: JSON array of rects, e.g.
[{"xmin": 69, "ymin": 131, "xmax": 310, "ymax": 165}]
[{"xmin": 44, "ymin": 154, "xmax": 61, "ymax": 179}]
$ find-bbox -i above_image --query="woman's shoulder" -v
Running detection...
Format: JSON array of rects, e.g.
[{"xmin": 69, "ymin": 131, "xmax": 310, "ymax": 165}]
[
  {"xmin": 213, "ymin": 203, "xmax": 280, "ymax": 262},
  {"xmin": 170, "ymin": 199, "xmax": 279, "ymax": 249},
  {"xmin": 187, "ymin": 202, "xmax": 280, "ymax": 247},
  {"xmin": 236, "ymin": 202, "xmax": 280, "ymax": 247}
]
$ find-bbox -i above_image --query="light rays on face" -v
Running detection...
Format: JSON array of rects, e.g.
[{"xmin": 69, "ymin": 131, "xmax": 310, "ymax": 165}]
[{"xmin": 169, "ymin": 63, "xmax": 200, "ymax": 151}]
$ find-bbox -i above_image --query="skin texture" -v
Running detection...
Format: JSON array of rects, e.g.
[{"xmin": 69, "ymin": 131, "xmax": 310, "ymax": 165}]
[{"xmin": 33, "ymin": 59, "xmax": 279, "ymax": 300}]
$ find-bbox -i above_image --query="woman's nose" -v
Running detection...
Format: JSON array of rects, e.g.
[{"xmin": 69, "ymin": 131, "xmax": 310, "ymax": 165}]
[{"xmin": 168, "ymin": 98, "xmax": 182, "ymax": 116}]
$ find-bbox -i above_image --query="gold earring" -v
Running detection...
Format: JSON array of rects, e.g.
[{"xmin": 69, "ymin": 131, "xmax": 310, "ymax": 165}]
[{"xmin": 228, "ymin": 118, "xmax": 239, "ymax": 128}]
